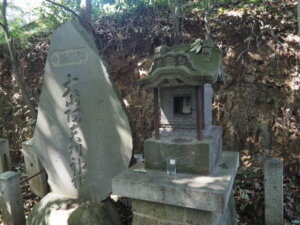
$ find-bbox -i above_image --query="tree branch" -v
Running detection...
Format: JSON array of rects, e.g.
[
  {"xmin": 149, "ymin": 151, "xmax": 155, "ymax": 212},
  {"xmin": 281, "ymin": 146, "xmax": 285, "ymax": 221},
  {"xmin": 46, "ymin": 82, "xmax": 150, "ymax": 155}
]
[
  {"xmin": 80, "ymin": 0, "xmax": 91, "ymax": 23},
  {"xmin": 44, "ymin": 0, "xmax": 80, "ymax": 19}
]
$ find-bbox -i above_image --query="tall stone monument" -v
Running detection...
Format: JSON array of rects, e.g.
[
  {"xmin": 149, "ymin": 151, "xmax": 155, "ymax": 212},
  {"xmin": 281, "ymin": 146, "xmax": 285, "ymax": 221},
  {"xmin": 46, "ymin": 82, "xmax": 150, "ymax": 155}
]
[{"xmin": 27, "ymin": 20, "xmax": 132, "ymax": 225}]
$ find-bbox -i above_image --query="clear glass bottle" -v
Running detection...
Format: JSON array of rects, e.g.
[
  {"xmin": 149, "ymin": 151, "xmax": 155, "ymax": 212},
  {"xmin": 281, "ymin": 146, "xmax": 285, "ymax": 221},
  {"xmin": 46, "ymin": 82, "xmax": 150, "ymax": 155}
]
[{"xmin": 166, "ymin": 158, "xmax": 177, "ymax": 175}]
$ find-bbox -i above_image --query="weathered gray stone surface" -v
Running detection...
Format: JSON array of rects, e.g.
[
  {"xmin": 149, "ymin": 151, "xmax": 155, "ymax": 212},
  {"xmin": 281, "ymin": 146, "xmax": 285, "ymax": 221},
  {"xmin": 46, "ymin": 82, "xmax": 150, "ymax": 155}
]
[
  {"xmin": 27, "ymin": 193, "xmax": 121, "ymax": 225},
  {"xmin": 159, "ymin": 86, "xmax": 197, "ymax": 129},
  {"xmin": 264, "ymin": 158, "xmax": 283, "ymax": 225},
  {"xmin": 131, "ymin": 192, "xmax": 236, "ymax": 225},
  {"xmin": 222, "ymin": 192, "xmax": 237, "ymax": 225},
  {"xmin": 22, "ymin": 139, "xmax": 49, "ymax": 198},
  {"xmin": 204, "ymin": 83, "xmax": 213, "ymax": 133},
  {"xmin": 159, "ymin": 84, "xmax": 213, "ymax": 134},
  {"xmin": 0, "ymin": 138, "xmax": 11, "ymax": 173},
  {"xmin": 144, "ymin": 126, "xmax": 222, "ymax": 175},
  {"xmin": 32, "ymin": 20, "xmax": 132, "ymax": 201},
  {"xmin": 113, "ymin": 151, "xmax": 239, "ymax": 213},
  {"xmin": 0, "ymin": 171, "xmax": 25, "ymax": 225}
]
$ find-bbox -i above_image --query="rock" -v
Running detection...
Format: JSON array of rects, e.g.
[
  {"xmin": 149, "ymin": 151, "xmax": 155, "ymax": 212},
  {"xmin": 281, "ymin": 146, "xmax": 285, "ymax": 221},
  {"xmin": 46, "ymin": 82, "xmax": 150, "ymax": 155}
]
[
  {"xmin": 32, "ymin": 20, "xmax": 133, "ymax": 201},
  {"xmin": 27, "ymin": 193, "xmax": 121, "ymax": 225},
  {"xmin": 22, "ymin": 139, "xmax": 49, "ymax": 198}
]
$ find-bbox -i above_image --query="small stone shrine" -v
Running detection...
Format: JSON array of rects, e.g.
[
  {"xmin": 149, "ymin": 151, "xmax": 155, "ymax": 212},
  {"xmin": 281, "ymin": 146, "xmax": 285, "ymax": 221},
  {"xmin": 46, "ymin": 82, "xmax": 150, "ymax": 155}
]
[
  {"xmin": 26, "ymin": 20, "xmax": 132, "ymax": 225},
  {"xmin": 113, "ymin": 41, "xmax": 239, "ymax": 225}
]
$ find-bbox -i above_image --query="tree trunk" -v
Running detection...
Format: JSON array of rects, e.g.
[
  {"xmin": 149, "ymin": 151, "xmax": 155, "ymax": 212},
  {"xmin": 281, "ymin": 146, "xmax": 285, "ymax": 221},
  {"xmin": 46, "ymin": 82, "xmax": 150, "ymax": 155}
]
[
  {"xmin": 80, "ymin": 0, "xmax": 92, "ymax": 23},
  {"xmin": 168, "ymin": 0, "xmax": 181, "ymax": 44},
  {"xmin": 0, "ymin": 0, "xmax": 36, "ymax": 118},
  {"xmin": 297, "ymin": 0, "xmax": 300, "ymax": 36}
]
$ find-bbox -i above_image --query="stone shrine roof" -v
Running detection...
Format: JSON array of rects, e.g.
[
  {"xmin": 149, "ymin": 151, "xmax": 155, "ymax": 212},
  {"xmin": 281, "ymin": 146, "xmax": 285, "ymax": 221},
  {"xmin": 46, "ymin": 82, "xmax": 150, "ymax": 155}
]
[{"xmin": 139, "ymin": 41, "xmax": 224, "ymax": 87}]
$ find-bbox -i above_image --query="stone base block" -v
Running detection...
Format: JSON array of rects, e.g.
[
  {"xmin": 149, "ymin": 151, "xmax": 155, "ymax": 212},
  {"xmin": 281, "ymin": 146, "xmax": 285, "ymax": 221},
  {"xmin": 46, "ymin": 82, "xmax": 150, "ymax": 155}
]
[
  {"xmin": 22, "ymin": 139, "xmax": 49, "ymax": 198},
  {"xmin": 113, "ymin": 152, "xmax": 239, "ymax": 213},
  {"xmin": 144, "ymin": 126, "xmax": 222, "ymax": 175},
  {"xmin": 132, "ymin": 193, "xmax": 236, "ymax": 225},
  {"xmin": 27, "ymin": 193, "xmax": 121, "ymax": 225}
]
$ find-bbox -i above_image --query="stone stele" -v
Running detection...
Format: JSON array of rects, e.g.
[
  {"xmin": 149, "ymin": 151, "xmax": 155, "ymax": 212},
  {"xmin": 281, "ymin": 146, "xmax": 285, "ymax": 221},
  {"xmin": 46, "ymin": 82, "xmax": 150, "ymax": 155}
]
[{"xmin": 32, "ymin": 20, "xmax": 132, "ymax": 201}]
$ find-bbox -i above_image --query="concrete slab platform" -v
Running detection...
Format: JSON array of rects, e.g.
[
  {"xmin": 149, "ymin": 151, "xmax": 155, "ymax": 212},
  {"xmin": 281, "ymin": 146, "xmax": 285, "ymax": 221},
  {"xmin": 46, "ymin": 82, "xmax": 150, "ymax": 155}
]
[{"xmin": 112, "ymin": 151, "xmax": 239, "ymax": 213}]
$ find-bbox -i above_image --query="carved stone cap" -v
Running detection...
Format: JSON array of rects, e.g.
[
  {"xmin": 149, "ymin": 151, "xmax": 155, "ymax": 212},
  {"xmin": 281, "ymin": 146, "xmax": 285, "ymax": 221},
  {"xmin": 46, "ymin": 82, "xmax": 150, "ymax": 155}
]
[{"xmin": 139, "ymin": 42, "xmax": 224, "ymax": 88}]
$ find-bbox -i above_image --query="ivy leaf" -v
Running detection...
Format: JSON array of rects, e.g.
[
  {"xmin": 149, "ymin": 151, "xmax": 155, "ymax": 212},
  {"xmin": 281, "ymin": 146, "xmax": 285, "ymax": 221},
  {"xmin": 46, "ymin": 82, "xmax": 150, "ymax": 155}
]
[{"xmin": 190, "ymin": 38, "xmax": 203, "ymax": 54}]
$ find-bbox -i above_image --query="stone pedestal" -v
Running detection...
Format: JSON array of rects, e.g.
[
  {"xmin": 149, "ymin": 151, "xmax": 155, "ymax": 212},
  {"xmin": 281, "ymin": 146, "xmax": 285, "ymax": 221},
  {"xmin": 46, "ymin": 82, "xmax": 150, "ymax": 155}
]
[
  {"xmin": 113, "ymin": 151, "xmax": 239, "ymax": 225},
  {"xmin": 144, "ymin": 126, "xmax": 222, "ymax": 175},
  {"xmin": 131, "ymin": 194, "xmax": 236, "ymax": 225}
]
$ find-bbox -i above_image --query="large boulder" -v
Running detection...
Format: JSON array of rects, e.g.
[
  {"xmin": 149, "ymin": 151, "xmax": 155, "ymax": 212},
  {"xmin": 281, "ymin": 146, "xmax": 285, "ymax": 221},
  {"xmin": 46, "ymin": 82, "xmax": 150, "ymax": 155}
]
[{"xmin": 27, "ymin": 193, "xmax": 121, "ymax": 225}]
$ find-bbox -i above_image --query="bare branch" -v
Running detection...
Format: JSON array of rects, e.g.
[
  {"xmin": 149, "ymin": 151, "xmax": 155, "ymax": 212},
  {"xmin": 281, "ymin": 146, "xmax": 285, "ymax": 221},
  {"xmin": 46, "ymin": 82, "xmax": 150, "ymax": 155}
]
[{"xmin": 44, "ymin": 0, "xmax": 80, "ymax": 19}]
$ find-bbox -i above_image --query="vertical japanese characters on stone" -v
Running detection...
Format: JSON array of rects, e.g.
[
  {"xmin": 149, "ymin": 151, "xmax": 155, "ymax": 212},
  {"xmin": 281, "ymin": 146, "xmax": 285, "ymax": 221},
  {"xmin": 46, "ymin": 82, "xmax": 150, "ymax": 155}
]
[{"xmin": 63, "ymin": 74, "xmax": 86, "ymax": 188}]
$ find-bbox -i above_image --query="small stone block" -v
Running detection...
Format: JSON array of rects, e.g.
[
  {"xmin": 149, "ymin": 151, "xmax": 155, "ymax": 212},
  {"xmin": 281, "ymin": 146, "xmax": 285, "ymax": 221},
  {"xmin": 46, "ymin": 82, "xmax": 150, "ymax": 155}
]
[
  {"xmin": 144, "ymin": 138, "xmax": 211, "ymax": 175},
  {"xmin": 0, "ymin": 138, "xmax": 12, "ymax": 173},
  {"xmin": 0, "ymin": 171, "xmax": 25, "ymax": 225},
  {"xmin": 144, "ymin": 130, "xmax": 222, "ymax": 175},
  {"xmin": 264, "ymin": 158, "xmax": 283, "ymax": 225},
  {"xmin": 22, "ymin": 139, "xmax": 49, "ymax": 198}
]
